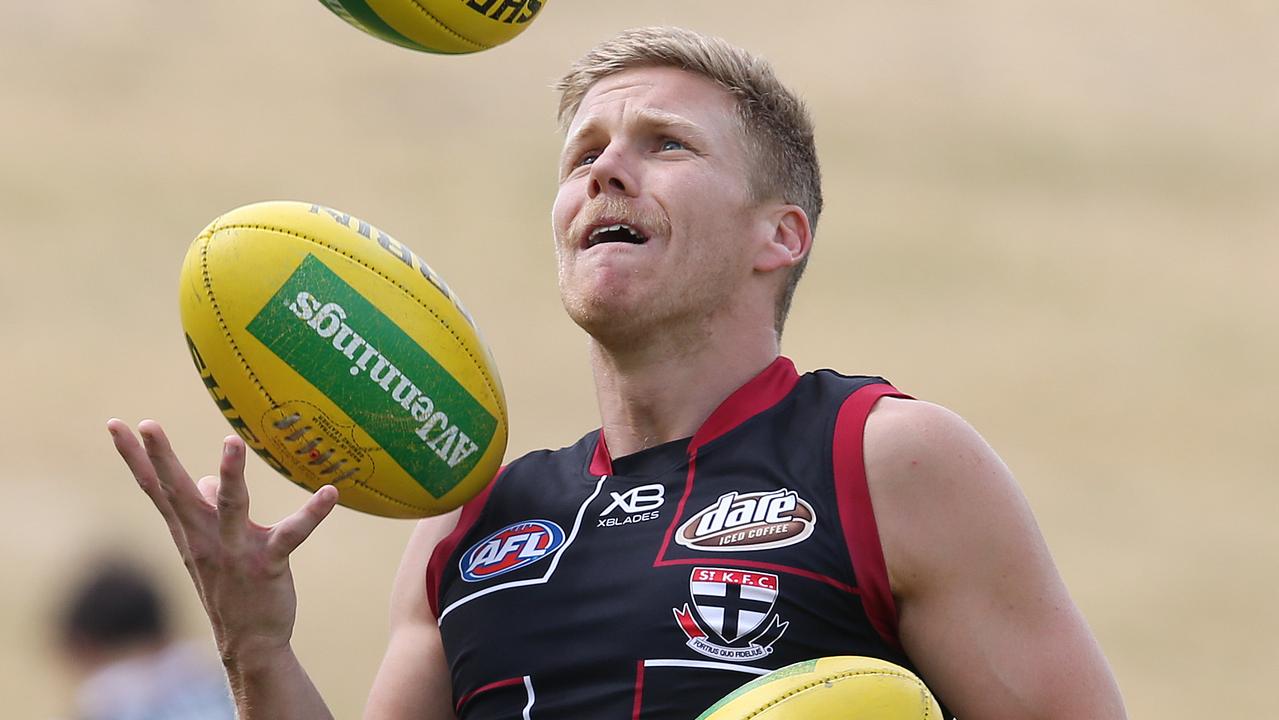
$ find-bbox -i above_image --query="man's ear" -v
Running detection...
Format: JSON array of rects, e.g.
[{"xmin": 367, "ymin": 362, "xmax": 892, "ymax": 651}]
[{"xmin": 754, "ymin": 205, "xmax": 812, "ymax": 273}]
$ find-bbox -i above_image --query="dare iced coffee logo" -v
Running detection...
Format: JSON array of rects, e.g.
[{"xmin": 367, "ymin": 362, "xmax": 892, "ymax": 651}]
[{"xmin": 676, "ymin": 490, "xmax": 816, "ymax": 552}]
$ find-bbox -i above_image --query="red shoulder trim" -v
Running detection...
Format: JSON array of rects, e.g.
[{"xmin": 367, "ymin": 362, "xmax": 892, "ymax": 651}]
[
  {"xmin": 589, "ymin": 431, "xmax": 612, "ymax": 476},
  {"xmin": 631, "ymin": 660, "xmax": 646, "ymax": 720},
  {"xmin": 832, "ymin": 383, "xmax": 911, "ymax": 651},
  {"xmin": 425, "ymin": 467, "xmax": 504, "ymax": 620},
  {"xmin": 689, "ymin": 356, "xmax": 799, "ymax": 453},
  {"xmin": 454, "ymin": 676, "xmax": 524, "ymax": 714}
]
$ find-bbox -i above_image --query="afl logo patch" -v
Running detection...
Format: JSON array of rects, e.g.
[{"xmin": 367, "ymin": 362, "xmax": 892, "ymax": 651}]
[
  {"xmin": 460, "ymin": 520, "xmax": 565, "ymax": 582},
  {"xmin": 676, "ymin": 490, "xmax": 815, "ymax": 552}
]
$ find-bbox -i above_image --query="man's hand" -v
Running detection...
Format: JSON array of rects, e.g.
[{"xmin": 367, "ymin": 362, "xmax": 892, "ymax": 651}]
[{"xmin": 107, "ymin": 418, "xmax": 340, "ymax": 717}]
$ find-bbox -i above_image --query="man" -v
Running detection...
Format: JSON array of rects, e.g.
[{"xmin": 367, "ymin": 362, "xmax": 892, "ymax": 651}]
[
  {"xmin": 108, "ymin": 26, "xmax": 1126, "ymax": 719},
  {"xmin": 56, "ymin": 559, "xmax": 235, "ymax": 720}
]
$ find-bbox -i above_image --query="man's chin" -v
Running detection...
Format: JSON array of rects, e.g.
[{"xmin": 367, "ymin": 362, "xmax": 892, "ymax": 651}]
[{"xmin": 562, "ymin": 292, "xmax": 658, "ymax": 348}]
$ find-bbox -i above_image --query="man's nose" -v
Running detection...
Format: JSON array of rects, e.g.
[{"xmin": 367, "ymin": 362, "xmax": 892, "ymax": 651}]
[{"xmin": 587, "ymin": 146, "xmax": 639, "ymax": 199}]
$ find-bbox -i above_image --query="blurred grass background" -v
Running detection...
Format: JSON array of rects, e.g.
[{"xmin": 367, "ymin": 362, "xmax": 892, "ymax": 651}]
[{"xmin": 1, "ymin": 1, "xmax": 1275, "ymax": 717}]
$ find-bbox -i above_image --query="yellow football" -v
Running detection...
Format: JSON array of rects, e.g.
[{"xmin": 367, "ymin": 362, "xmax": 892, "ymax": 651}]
[
  {"xmin": 178, "ymin": 201, "xmax": 507, "ymax": 518},
  {"xmin": 316, "ymin": 0, "xmax": 547, "ymax": 54},
  {"xmin": 697, "ymin": 656, "xmax": 943, "ymax": 720}
]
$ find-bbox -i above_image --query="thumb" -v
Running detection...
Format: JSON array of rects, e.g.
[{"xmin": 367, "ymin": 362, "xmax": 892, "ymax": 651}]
[{"xmin": 267, "ymin": 485, "xmax": 340, "ymax": 558}]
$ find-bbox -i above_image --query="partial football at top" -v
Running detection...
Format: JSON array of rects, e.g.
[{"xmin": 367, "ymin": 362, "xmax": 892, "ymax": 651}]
[{"xmin": 317, "ymin": 0, "xmax": 546, "ymax": 53}]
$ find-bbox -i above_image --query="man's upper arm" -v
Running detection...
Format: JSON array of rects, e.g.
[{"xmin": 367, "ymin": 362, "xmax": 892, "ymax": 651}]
[
  {"xmin": 863, "ymin": 397, "xmax": 1126, "ymax": 718},
  {"xmin": 363, "ymin": 511, "xmax": 460, "ymax": 720}
]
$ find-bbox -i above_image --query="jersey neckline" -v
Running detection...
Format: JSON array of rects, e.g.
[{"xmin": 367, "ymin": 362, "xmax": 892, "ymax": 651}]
[
  {"xmin": 608, "ymin": 436, "xmax": 691, "ymax": 478},
  {"xmin": 588, "ymin": 356, "xmax": 801, "ymax": 476}
]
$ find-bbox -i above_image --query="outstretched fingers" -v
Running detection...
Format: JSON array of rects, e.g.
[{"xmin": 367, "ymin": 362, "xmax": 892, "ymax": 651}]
[
  {"xmin": 268, "ymin": 485, "xmax": 340, "ymax": 559},
  {"xmin": 137, "ymin": 420, "xmax": 212, "ymax": 528},
  {"xmin": 108, "ymin": 418, "xmax": 189, "ymax": 546},
  {"xmin": 217, "ymin": 435, "xmax": 252, "ymax": 553},
  {"xmin": 108, "ymin": 419, "xmax": 216, "ymax": 602}
]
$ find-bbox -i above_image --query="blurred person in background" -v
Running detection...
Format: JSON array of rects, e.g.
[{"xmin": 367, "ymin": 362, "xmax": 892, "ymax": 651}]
[{"xmin": 56, "ymin": 559, "xmax": 235, "ymax": 720}]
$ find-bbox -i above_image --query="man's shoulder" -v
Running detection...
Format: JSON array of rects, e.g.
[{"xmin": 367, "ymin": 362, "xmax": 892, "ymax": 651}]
[
  {"xmin": 863, "ymin": 397, "xmax": 989, "ymax": 484},
  {"xmin": 803, "ymin": 366, "xmax": 894, "ymax": 389},
  {"xmin": 501, "ymin": 427, "xmax": 600, "ymax": 474},
  {"xmin": 860, "ymin": 398, "xmax": 1021, "ymax": 566},
  {"xmin": 869, "ymin": 393, "xmax": 987, "ymax": 455},
  {"xmin": 786, "ymin": 367, "xmax": 899, "ymax": 415}
]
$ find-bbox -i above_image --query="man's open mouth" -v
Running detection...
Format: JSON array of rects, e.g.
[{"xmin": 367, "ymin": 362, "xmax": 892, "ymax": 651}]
[{"xmin": 586, "ymin": 223, "xmax": 648, "ymax": 248}]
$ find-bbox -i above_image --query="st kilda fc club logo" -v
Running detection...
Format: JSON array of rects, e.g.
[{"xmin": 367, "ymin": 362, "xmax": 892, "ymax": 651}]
[{"xmin": 673, "ymin": 567, "xmax": 789, "ymax": 662}]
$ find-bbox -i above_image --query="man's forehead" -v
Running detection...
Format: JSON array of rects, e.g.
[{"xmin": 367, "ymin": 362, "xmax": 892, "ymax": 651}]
[
  {"xmin": 566, "ymin": 106, "xmax": 704, "ymax": 145},
  {"xmin": 566, "ymin": 67, "xmax": 736, "ymax": 134}
]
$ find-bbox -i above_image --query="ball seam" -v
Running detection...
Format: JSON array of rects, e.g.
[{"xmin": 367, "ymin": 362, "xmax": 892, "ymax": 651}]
[
  {"xmin": 353, "ymin": 477, "xmax": 431, "ymax": 512},
  {"xmin": 201, "ymin": 236, "xmax": 279, "ymax": 407},
  {"xmin": 737, "ymin": 669, "xmax": 933, "ymax": 719},
  {"xmin": 403, "ymin": 1, "xmax": 487, "ymax": 49}
]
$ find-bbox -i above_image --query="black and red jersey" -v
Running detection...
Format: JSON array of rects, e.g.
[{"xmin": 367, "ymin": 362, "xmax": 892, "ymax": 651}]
[{"xmin": 426, "ymin": 356, "xmax": 944, "ymax": 718}]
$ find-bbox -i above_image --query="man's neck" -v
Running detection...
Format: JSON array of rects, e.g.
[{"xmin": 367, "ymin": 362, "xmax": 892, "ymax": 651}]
[{"xmin": 588, "ymin": 324, "xmax": 780, "ymax": 458}]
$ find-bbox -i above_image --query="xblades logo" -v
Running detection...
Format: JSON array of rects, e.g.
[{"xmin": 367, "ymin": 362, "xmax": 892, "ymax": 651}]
[
  {"xmin": 598, "ymin": 483, "xmax": 664, "ymax": 527},
  {"xmin": 676, "ymin": 489, "xmax": 816, "ymax": 552}
]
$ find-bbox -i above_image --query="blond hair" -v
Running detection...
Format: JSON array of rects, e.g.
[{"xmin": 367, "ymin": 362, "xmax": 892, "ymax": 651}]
[{"xmin": 556, "ymin": 26, "xmax": 822, "ymax": 334}]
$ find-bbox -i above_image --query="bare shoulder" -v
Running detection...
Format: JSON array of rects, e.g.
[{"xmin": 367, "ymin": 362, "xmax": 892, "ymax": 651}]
[
  {"xmin": 863, "ymin": 397, "xmax": 999, "ymax": 485},
  {"xmin": 861, "ymin": 397, "xmax": 1036, "ymax": 595},
  {"xmin": 386, "ymin": 510, "xmax": 463, "ymax": 625},
  {"xmin": 403, "ymin": 511, "xmax": 464, "ymax": 567},
  {"xmin": 862, "ymin": 396, "xmax": 1020, "ymax": 513},
  {"xmin": 859, "ymin": 397, "xmax": 1127, "ymax": 717}
]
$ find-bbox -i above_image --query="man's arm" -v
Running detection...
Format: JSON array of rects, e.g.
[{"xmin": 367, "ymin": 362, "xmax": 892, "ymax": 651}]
[
  {"xmin": 863, "ymin": 398, "xmax": 1126, "ymax": 718},
  {"xmin": 364, "ymin": 512, "xmax": 460, "ymax": 720}
]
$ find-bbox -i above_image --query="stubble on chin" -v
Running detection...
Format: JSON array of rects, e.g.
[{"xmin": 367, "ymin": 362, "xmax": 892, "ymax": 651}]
[
  {"xmin": 563, "ymin": 277, "xmax": 731, "ymax": 361},
  {"xmin": 560, "ymin": 275, "xmax": 636, "ymax": 343}
]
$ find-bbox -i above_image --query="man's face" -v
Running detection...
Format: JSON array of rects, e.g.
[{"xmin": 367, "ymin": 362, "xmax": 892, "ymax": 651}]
[{"xmin": 552, "ymin": 66, "xmax": 770, "ymax": 345}]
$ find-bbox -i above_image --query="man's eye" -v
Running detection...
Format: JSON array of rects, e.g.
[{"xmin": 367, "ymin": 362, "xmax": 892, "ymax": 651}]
[
  {"xmin": 576, "ymin": 151, "xmax": 600, "ymax": 167},
  {"xmin": 660, "ymin": 139, "xmax": 686, "ymax": 152}
]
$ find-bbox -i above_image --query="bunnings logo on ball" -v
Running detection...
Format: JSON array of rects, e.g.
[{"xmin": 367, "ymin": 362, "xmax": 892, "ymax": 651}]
[{"xmin": 247, "ymin": 254, "xmax": 495, "ymax": 497}]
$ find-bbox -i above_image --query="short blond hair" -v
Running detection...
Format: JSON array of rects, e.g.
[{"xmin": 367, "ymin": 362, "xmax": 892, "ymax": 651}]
[{"xmin": 556, "ymin": 26, "xmax": 822, "ymax": 334}]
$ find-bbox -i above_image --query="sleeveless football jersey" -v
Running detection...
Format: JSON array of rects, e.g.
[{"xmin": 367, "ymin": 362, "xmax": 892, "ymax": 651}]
[{"xmin": 426, "ymin": 357, "xmax": 949, "ymax": 718}]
